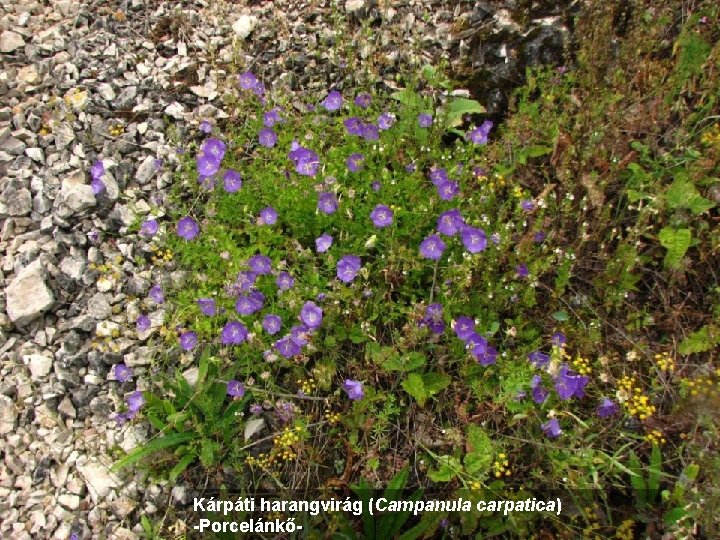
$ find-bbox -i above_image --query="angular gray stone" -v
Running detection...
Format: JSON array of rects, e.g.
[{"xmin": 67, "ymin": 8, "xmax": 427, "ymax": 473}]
[
  {"xmin": 0, "ymin": 31, "xmax": 25, "ymax": 53},
  {"xmin": 23, "ymin": 353, "xmax": 53, "ymax": 379},
  {"xmin": 6, "ymin": 259, "xmax": 54, "ymax": 325},
  {"xmin": 0, "ymin": 395, "xmax": 16, "ymax": 434},
  {"xmin": 135, "ymin": 156, "xmax": 157, "ymax": 185},
  {"xmin": 76, "ymin": 457, "xmax": 120, "ymax": 503},
  {"xmin": 0, "ymin": 187, "xmax": 32, "ymax": 216},
  {"xmin": 53, "ymin": 123, "xmax": 75, "ymax": 150},
  {"xmin": 87, "ymin": 292, "xmax": 111, "ymax": 320},
  {"xmin": 59, "ymin": 255, "xmax": 85, "ymax": 280},
  {"xmin": 54, "ymin": 183, "xmax": 96, "ymax": 218}
]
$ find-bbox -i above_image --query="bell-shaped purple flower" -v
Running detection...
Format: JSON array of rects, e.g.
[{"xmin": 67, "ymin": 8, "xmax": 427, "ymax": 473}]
[
  {"xmin": 315, "ymin": 233, "xmax": 333, "ymax": 253},
  {"xmin": 198, "ymin": 298, "xmax": 217, "ymax": 316},
  {"xmin": 337, "ymin": 255, "xmax": 361, "ymax": 283},
  {"xmin": 370, "ymin": 204, "xmax": 393, "ymax": 228},
  {"xmin": 259, "ymin": 207, "xmax": 278, "ymax": 225},
  {"xmin": 322, "ymin": 90, "xmax": 343, "ymax": 111},
  {"xmin": 342, "ymin": 379, "xmax": 364, "ymax": 401},
  {"xmin": 419, "ymin": 234, "xmax": 446, "ymax": 260},
  {"xmin": 227, "ymin": 380, "xmax": 245, "ymax": 398},
  {"xmin": 461, "ymin": 226, "xmax": 487, "ymax": 253},
  {"xmin": 300, "ymin": 301, "xmax": 323, "ymax": 329},
  {"xmin": 179, "ymin": 331, "xmax": 198, "ymax": 351},
  {"xmin": 276, "ymin": 271, "xmax": 295, "ymax": 291},
  {"xmin": 541, "ymin": 417, "xmax": 562, "ymax": 438},
  {"xmin": 177, "ymin": 217, "xmax": 199, "ymax": 241},
  {"xmin": 221, "ymin": 321, "xmax": 248, "ymax": 345},
  {"xmin": 318, "ymin": 192, "xmax": 339, "ymax": 214},
  {"xmin": 224, "ymin": 169, "xmax": 242, "ymax": 193},
  {"xmin": 248, "ymin": 254, "xmax": 272, "ymax": 275},
  {"xmin": 262, "ymin": 314, "xmax": 282, "ymax": 335}
]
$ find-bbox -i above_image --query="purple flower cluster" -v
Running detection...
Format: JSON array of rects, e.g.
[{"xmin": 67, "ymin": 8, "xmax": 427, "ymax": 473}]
[
  {"xmin": 428, "ymin": 167, "xmax": 461, "ymax": 202},
  {"xmin": 343, "ymin": 117, "xmax": 380, "ymax": 141},
  {"xmin": 419, "ymin": 303, "xmax": 445, "ymax": 334},
  {"xmin": 554, "ymin": 364, "xmax": 589, "ymax": 401},
  {"xmin": 527, "ymin": 335, "xmax": 591, "ymax": 410},
  {"xmin": 467, "ymin": 120, "xmax": 494, "ymax": 145},
  {"xmin": 114, "ymin": 390, "xmax": 145, "ymax": 425},
  {"xmin": 452, "ymin": 316, "xmax": 498, "ymax": 366},
  {"xmin": 197, "ymin": 137, "xmax": 226, "ymax": 178},
  {"xmin": 238, "ymin": 71, "xmax": 266, "ymax": 101},
  {"xmin": 288, "ymin": 141, "xmax": 320, "ymax": 176},
  {"xmin": 235, "ymin": 291, "xmax": 265, "ymax": 315}
]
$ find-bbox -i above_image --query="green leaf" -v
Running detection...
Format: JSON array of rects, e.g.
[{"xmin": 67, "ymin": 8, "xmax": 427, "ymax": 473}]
[
  {"xmin": 681, "ymin": 463, "xmax": 700, "ymax": 482},
  {"xmin": 349, "ymin": 325, "xmax": 366, "ymax": 344},
  {"xmin": 444, "ymin": 98, "xmax": 486, "ymax": 128},
  {"xmin": 664, "ymin": 507, "xmax": 688, "ymax": 525},
  {"xmin": 350, "ymin": 478, "xmax": 374, "ymax": 539},
  {"xmin": 552, "ymin": 310, "xmax": 569, "ymax": 322},
  {"xmin": 679, "ymin": 325, "xmax": 719, "ymax": 354},
  {"xmin": 422, "ymin": 372, "xmax": 451, "ymax": 394},
  {"xmin": 658, "ymin": 227, "xmax": 691, "ymax": 269},
  {"xmin": 627, "ymin": 189, "xmax": 651, "ymax": 202},
  {"xmin": 169, "ymin": 451, "xmax": 196, "ymax": 482},
  {"xmin": 112, "ymin": 432, "xmax": 194, "ymax": 471},
  {"xmin": 463, "ymin": 451, "xmax": 492, "ymax": 476},
  {"xmin": 517, "ymin": 145, "xmax": 552, "ymax": 165},
  {"xmin": 402, "ymin": 372, "xmax": 450, "ymax": 406},
  {"xmin": 401, "ymin": 373, "xmax": 428, "ymax": 406},
  {"xmin": 664, "ymin": 175, "xmax": 715, "ymax": 214},
  {"xmin": 391, "ymin": 88, "xmax": 424, "ymax": 109},
  {"xmin": 428, "ymin": 455, "xmax": 461, "ymax": 482},
  {"xmin": 382, "ymin": 352, "xmax": 426, "ymax": 372},
  {"xmin": 200, "ymin": 438, "xmax": 216, "ymax": 467},
  {"xmin": 648, "ymin": 443, "xmax": 662, "ymax": 502},
  {"xmin": 627, "ymin": 451, "xmax": 647, "ymax": 507}
]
